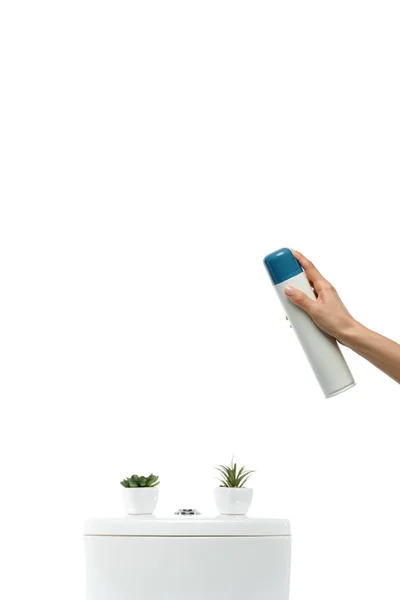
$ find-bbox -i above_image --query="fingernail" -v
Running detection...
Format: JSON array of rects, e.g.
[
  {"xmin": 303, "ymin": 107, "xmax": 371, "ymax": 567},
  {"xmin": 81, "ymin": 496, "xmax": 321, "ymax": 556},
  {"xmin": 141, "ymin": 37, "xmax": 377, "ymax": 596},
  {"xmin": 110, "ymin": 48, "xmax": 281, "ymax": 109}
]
[{"xmin": 285, "ymin": 286, "xmax": 295, "ymax": 296}]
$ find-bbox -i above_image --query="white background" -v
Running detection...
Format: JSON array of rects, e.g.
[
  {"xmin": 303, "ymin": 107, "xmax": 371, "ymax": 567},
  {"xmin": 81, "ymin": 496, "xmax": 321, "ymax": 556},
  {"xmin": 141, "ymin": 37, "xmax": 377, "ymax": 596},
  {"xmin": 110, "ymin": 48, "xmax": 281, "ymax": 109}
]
[{"xmin": 1, "ymin": 2, "xmax": 399, "ymax": 599}]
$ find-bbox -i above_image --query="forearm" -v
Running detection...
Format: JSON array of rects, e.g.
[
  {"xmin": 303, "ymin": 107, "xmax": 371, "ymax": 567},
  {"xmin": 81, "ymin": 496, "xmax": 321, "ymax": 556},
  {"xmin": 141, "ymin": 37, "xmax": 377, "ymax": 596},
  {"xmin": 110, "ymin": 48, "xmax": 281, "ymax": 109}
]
[{"xmin": 338, "ymin": 321, "xmax": 400, "ymax": 384}]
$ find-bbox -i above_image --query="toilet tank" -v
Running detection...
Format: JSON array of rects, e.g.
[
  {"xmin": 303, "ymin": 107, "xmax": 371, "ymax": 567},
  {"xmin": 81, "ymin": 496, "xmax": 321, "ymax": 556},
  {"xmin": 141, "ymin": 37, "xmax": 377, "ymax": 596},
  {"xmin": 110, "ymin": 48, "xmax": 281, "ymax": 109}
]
[{"xmin": 84, "ymin": 513, "xmax": 291, "ymax": 600}]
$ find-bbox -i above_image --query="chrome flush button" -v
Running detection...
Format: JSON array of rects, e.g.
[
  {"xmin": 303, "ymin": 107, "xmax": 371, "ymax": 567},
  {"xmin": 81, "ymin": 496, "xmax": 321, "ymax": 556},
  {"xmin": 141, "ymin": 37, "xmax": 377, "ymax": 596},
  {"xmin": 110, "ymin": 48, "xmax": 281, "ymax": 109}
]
[{"xmin": 174, "ymin": 509, "xmax": 201, "ymax": 515}]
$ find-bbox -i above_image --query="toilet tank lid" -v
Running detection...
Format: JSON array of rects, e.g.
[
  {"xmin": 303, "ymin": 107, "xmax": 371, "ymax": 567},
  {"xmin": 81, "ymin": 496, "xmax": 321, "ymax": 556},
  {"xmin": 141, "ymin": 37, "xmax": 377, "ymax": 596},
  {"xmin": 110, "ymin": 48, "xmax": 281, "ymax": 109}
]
[{"xmin": 84, "ymin": 515, "xmax": 291, "ymax": 537}]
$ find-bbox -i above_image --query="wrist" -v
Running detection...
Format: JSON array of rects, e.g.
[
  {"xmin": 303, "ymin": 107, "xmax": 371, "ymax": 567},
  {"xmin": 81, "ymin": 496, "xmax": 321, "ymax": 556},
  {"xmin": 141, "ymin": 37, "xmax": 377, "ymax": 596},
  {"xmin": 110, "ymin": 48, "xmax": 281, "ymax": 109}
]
[{"xmin": 336, "ymin": 319, "xmax": 365, "ymax": 347}]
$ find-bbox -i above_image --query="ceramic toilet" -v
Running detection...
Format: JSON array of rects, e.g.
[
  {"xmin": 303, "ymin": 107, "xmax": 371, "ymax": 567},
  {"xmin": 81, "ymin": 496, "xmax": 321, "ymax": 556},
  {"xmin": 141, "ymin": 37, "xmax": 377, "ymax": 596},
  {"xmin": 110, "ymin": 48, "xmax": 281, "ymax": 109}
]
[{"xmin": 84, "ymin": 510, "xmax": 291, "ymax": 599}]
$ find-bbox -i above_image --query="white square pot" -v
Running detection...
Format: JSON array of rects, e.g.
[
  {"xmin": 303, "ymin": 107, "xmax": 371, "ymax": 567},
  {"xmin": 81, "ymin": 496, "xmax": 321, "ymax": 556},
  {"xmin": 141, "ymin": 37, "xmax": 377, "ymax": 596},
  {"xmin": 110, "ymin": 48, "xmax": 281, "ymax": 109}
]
[
  {"xmin": 122, "ymin": 487, "xmax": 159, "ymax": 515},
  {"xmin": 214, "ymin": 487, "xmax": 253, "ymax": 515}
]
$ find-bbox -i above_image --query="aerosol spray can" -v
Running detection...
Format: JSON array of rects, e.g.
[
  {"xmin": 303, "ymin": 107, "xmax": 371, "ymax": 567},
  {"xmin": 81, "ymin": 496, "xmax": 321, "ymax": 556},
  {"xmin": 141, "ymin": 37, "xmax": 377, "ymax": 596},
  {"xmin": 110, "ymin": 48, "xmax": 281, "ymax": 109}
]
[{"xmin": 263, "ymin": 248, "xmax": 355, "ymax": 398}]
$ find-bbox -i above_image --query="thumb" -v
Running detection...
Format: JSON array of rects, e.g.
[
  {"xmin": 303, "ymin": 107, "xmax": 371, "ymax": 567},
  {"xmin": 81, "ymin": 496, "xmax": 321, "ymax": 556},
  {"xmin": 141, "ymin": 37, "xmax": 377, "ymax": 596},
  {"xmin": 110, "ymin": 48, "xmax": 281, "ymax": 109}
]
[{"xmin": 284, "ymin": 285, "xmax": 315, "ymax": 316}]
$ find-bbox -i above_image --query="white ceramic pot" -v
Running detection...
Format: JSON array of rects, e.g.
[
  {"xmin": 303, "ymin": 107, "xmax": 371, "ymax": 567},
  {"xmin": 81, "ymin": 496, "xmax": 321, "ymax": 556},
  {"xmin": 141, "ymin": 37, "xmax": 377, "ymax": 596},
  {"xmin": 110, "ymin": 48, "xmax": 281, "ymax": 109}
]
[
  {"xmin": 122, "ymin": 487, "xmax": 159, "ymax": 515},
  {"xmin": 214, "ymin": 487, "xmax": 253, "ymax": 515}
]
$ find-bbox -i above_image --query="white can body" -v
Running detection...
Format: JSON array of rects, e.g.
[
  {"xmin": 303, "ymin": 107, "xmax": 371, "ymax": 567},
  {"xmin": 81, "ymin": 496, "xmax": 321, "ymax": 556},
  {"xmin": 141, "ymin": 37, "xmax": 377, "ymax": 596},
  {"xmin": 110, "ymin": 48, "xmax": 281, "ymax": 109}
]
[
  {"xmin": 84, "ymin": 516, "xmax": 291, "ymax": 600},
  {"xmin": 275, "ymin": 272, "xmax": 355, "ymax": 397}
]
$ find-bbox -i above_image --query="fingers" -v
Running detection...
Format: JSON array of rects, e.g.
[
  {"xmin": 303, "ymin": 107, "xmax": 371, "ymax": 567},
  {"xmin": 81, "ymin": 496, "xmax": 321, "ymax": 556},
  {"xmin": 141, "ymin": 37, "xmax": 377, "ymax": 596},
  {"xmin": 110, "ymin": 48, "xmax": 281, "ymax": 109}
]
[
  {"xmin": 291, "ymin": 250, "xmax": 329, "ymax": 293},
  {"xmin": 284, "ymin": 285, "xmax": 316, "ymax": 315},
  {"xmin": 285, "ymin": 315, "xmax": 292, "ymax": 328}
]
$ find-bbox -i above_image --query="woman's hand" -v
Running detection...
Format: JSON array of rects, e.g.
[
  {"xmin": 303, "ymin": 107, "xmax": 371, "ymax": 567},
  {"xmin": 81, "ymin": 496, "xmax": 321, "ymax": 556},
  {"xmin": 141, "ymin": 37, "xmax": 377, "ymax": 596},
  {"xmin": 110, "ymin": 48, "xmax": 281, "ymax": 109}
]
[
  {"xmin": 284, "ymin": 250, "xmax": 356, "ymax": 343},
  {"xmin": 284, "ymin": 250, "xmax": 400, "ymax": 383}
]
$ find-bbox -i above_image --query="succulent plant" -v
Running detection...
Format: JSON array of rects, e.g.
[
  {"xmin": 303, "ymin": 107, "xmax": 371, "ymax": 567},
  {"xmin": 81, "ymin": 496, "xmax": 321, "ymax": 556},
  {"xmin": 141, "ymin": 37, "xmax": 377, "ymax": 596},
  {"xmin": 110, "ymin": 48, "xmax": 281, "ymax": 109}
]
[
  {"xmin": 120, "ymin": 473, "xmax": 160, "ymax": 488},
  {"xmin": 215, "ymin": 457, "xmax": 254, "ymax": 488}
]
